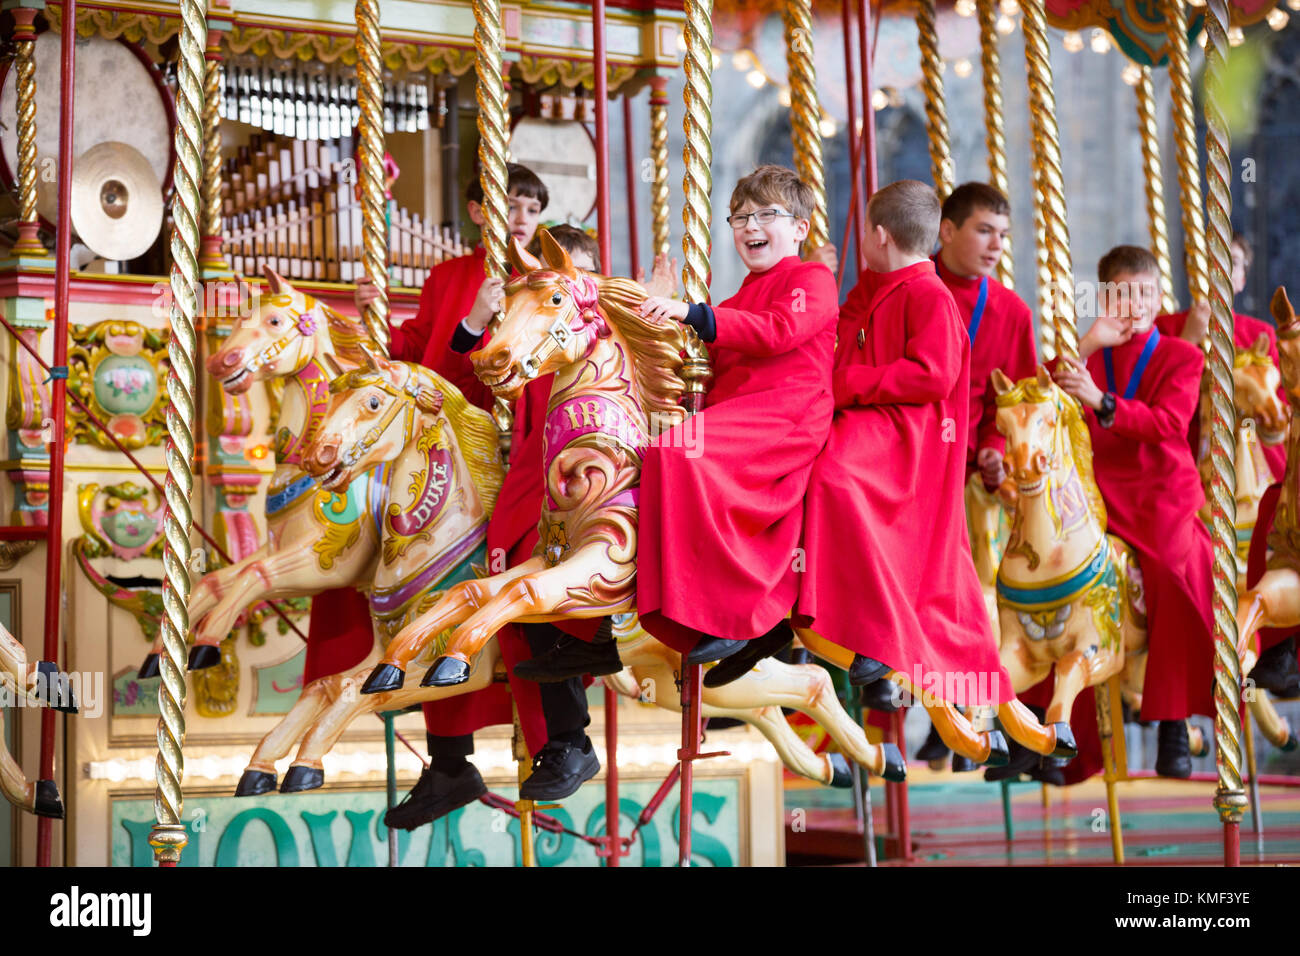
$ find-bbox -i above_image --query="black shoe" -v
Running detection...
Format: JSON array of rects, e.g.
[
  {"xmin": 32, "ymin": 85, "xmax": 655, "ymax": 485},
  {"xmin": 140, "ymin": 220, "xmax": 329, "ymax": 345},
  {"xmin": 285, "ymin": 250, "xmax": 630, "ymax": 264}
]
[
  {"xmin": 983, "ymin": 735, "xmax": 1039, "ymax": 782},
  {"xmin": 513, "ymin": 635, "xmax": 623, "ymax": 683},
  {"xmin": 951, "ymin": 753, "xmax": 979, "ymax": 773},
  {"xmin": 848, "ymin": 654, "xmax": 891, "ymax": 687},
  {"xmin": 703, "ymin": 622, "xmax": 793, "ymax": 688},
  {"xmin": 1252, "ymin": 635, "xmax": 1300, "ymax": 699},
  {"xmin": 519, "ymin": 739, "xmax": 600, "ymax": 801},
  {"xmin": 1155, "ymin": 720, "xmax": 1192, "ymax": 779},
  {"xmin": 1027, "ymin": 757, "xmax": 1066, "ymax": 787},
  {"xmin": 384, "ymin": 762, "xmax": 487, "ymax": 831},
  {"xmin": 860, "ymin": 678, "xmax": 901, "ymax": 713},
  {"xmin": 915, "ymin": 724, "xmax": 951, "ymax": 763},
  {"xmin": 685, "ymin": 636, "xmax": 747, "ymax": 666}
]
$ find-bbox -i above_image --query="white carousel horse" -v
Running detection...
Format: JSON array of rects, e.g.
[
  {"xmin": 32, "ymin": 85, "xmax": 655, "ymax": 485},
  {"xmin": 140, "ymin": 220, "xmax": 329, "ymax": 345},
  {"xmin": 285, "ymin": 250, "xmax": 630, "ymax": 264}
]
[{"xmin": 0, "ymin": 626, "xmax": 73, "ymax": 818}]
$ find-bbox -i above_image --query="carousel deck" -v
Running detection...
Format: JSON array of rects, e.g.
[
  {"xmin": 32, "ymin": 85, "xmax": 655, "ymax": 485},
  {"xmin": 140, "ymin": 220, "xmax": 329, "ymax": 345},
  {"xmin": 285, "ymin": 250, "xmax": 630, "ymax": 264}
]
[{"xmin": 786, "ymin": 772, "xmax": 1300, "ymax": 866}]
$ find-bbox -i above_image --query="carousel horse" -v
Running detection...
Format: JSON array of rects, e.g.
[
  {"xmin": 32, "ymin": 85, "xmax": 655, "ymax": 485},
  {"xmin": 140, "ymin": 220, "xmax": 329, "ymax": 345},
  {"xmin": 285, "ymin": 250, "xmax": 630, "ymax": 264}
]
[
  {"xmin": 0, "ymin": 626, "xmax": 73, "ymax": 818},
  {"xmin": 278, "ymin": 350, "xmax": 906, "ymax": 787},
  {"xmin": 138, "ymin": 268, "xmax": 384, "ymax": 677}
]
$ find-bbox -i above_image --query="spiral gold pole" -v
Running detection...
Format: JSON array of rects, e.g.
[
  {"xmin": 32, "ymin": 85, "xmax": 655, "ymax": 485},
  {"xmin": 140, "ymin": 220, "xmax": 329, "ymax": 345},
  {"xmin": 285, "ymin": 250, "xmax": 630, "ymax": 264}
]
[
  {"xmin": 1136, "ymin": 66, "xmax": 1177, "ymax": 314},
  {"xmin": 1021, "ymin": 0, "xmax": 1076, "ymax": 360},
  {"xmin": 977, "ymin": 0, "xmax": 1013, "ymax": 288},
  {"xmin": 1163, "ymin": 0, "xmax": 1209, "ymax": 303},
  {"xmin": 356, "ymin": 0, "xmax": 390, "ymax": 357},
  {"xmin": 474, "ymin": 0, "xmax": 509, "ymax": 283},
  {"xmin": 1202, "ymin": 0, "xmax": 1248, "ymax": 853},
  {"xmin": 916, "ymin": 0, "xmax": 954, "ymax": 199},
  {"xmin": 784, "ymin": 0, "xmax": 828, "ymax": 251},
  {"xmin": 150, "ymin": 0, "xmax": 206, "ymax": 868},
  {"xmin": 680, "ymin": 0, "xmax": 714, "ymax": 411},
  {"xmin": 10, "ymin": 8, "xmax": 45, "ymax": 258},
  {"xmin": 649, "ymin": 77, "xmax": 671, "ymax": 259},
  {"xmin": 199, "ymin": 27, "xmax": 229, "ymax": 274},
  {"xmin": 1033, "ymin": 183, "xmax": 1057, "ymax": 361}
]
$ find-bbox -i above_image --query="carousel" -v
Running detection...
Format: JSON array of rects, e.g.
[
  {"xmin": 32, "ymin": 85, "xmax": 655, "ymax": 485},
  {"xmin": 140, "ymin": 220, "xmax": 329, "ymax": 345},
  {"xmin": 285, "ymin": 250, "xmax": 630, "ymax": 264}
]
[{"xmin": 0, "ymin": 0, "xmax": 1294, "ymax": 869}]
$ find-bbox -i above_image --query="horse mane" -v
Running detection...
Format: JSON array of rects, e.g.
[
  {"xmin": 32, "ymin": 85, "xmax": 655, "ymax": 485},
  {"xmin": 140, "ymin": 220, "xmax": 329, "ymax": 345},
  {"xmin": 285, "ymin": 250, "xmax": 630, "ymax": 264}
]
[
  {"xmin": 995, "ymin": 377, "xmax": 1108, "ymax": 530},
  {"xmin": 593, "ymin": 275, "xmax": 690, "ymax": 429}
]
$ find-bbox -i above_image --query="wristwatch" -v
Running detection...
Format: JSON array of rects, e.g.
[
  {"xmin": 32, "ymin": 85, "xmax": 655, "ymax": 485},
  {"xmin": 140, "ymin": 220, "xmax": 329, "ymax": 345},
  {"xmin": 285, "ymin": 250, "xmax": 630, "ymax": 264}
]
[{"xmin": 1098, "ymin": 392, "xmax": 1117, "ymax": 428}]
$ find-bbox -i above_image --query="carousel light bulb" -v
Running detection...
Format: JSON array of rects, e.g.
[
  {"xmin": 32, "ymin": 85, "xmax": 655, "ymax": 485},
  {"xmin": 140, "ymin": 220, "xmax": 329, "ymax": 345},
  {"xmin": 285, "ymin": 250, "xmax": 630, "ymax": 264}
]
[
  {"xmin": 711, "ymin": 48, "xmax": 722, "ymax": 68},
  {"xmin": 996, "ymin": 14, "xmax": 1016, "ymax": 34},
  {"xmin": 954, "ymin": 57, "xmax": 973, "ymax": 78},
  {"xmin": 1269, "ymin": 8, "xmax": 1289, "ymax": 28},
  {"xmin": 955, "ymin": 0, "xmax": 977, "ymax": 16},
  {"xmin": 732, "ymin": 50, "xmax": 751, "ymax": 71},
  {"xmin": 1063, "ymin": 30, "xmax": 1085, "ymax": 52},
  {"xmin": 746, "ymin": 69, "xmax": 767, "ymax": 88},
  {"xmin": 1091, "ymin": 28, "xmax": 1112, "ymax": 53},
  {"xmin": 1228, "ymin": 26, "xmax": 1245, "ymax": 45},
  {"xmin": 1000, "ymin": 0, "xmax": 1020, "ymax": 15},
  {"xmin": 1289, "ymin": 0, "xmax": 1300, "ymax": 12},
  {"xmin": 1121, "ymin": 62, "xmax": 1142, "ymax": 85},
  {"xmin": 872, "ymin": 88, "xmax": 890, "ymax": 111},
  {"xmin": 819, "ymin": 117, "xmax": 838, "ymax": 138},
  {"xmin": 778, "ymin": 86, "xmax": 792, "ymax": 107}
]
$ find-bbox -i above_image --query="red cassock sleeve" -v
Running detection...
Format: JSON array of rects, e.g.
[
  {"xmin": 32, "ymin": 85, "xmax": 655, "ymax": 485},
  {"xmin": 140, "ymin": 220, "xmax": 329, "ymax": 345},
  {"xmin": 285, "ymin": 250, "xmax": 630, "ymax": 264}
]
[
  {"xmin": 389, "ymin": 275, "xmax": 440, "ymax": 363},
  {"xmin": 710, "ymin": 263, "xmax": 837, "ymax": 357},
  {"xmin": 832, "ymin": 284, "xmax": 963, "ymax": 409},
  {"xmin": 1105, "ymin": 344, "xmax": 1203, "ymax": 444},
  {"xmin": 975, "ymin": 298, "xmax": 1037, "ymax": 460}
]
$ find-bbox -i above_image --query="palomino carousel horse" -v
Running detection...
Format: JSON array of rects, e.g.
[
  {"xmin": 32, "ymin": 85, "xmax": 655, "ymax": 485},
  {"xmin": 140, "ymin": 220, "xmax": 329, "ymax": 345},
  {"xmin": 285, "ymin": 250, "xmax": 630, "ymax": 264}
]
[
  {"xmin": 284, "ymin": 350, "xmax": 906, "ymax": 786},
  {"xmin": 0, "ymin": 626, "xmax": 73, "ymax": 818},
  {"xmin": 138, "ymin": 269, "xmax": 385, "ymax": 677},
  {"xmin": 358, "ymin": 229, "xmax": 1013, "ymax": 770}
]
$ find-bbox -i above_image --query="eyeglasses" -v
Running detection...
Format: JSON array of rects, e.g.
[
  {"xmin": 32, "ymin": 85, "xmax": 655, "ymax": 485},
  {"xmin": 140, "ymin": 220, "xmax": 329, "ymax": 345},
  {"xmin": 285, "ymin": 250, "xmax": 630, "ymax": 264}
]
[{"xmin": 726, "ymin": 208, "xmax": 796, "ymax": 230}]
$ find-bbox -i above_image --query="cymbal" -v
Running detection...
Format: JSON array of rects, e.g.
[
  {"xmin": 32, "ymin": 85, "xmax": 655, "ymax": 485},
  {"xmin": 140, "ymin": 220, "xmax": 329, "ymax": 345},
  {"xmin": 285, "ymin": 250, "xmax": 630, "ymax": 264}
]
[{"xmin": 70, "ymin": 141, "xmax": 163, "ymax": 262}]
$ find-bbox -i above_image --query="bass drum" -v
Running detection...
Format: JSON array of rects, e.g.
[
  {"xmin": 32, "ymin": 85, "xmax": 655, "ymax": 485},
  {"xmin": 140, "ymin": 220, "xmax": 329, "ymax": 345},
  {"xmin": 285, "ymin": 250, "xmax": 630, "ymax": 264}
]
[
  {"xmin": 507, "ymin": 116, "xmax": 597, "ymax": 224},
  {"xmin": 0, "ymin": 32, "xmax": 175, "ymax": 228}
]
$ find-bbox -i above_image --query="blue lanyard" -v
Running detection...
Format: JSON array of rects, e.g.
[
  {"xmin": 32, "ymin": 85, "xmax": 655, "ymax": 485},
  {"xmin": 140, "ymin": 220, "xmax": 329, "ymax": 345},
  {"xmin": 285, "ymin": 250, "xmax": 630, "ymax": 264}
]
[
  {"xmin": 1103, "ymin": 328, "xmax": 1161, "ymax": 400},
  {"xmin": 966, "ymin": 276, "xmax": 990, "ymax": 343}
]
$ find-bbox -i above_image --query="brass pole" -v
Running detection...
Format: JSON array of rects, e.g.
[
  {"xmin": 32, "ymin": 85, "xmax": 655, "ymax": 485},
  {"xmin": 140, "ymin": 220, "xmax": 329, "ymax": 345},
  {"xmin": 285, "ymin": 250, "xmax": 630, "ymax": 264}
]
[
  {"xmin": 10, "ymin": 7, "xmax": 44, "ymax": 258},
  {"xmin": 1033, "ymin": 193, "xmax": 1057, "ymax": 361},
  {"xmin": 150, "ymin": 0, "xmax": 206, "ymax": 867},
  {"xmin": 473, "ymin": 0, "xmax": 509, "ymax": 283},
  {"xmin": 978, "ymin": 0, "xmax": 1014, "ymax": 288},
  {"xmin": 649, "ymin": 76, "xmax": 671, "ymax": 259},
  {"xmin": 916, "ymin": 0, "xmax": 954, "ymax": 198},
  {"xmin": 1135, "ymin": 65, "xmax": 1177, "ymax": 313},
  {"xmin": 1163, "ymin": 0, "xmax": 1209, "ymax": 303},
  {"xmin": 356, "ymin": 0, "xmax": 390, "ymax": 356},
  {"xmin": 784, "ymin": 0, "xmax": 829, "ymax": 249},
  {"xmin": 680, "ymin": 0, "xmax": 714, "ymax": 409},
  {"xmin": 199, "ymin": 26, "xmax": 229, "ymax": 274}
]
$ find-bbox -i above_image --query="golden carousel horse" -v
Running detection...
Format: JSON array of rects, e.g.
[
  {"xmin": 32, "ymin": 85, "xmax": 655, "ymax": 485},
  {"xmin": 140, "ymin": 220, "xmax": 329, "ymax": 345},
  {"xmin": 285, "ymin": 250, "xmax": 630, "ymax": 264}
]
[
  {"xmin": 288, "ymin": 349, "xmax": 906, "ymax": 787},
  {"xmin": 0, "ymin": 626, "xmax": 74, "ymax": 818}
]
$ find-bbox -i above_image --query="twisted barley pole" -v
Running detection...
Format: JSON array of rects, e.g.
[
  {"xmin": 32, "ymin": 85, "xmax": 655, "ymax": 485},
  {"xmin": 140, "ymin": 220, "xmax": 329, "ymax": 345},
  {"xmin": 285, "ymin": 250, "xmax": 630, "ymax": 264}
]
[
  {"xmin": 199, "ymin": 27, "xmax": 229, "ymax": 273},
  {"xmin": 1163, "ymin": 0, "xmax": 1209, "ymax": 303},
  {"xmin": 11, "ymin": 8, "xmax": 44, "ymax": 258},
  {"xmin": 150, "ymin": 0, "xmax": 206, "ymax": 868},
  {"xmin": 680, "ymin": 0, "xmax": 714, "ymax": 410},
  {"xmin": 916, "ymin": 0, "xmax": 954, "ymax": 199},
  {"xmin": 649, "ymin": 77, "xmax": 671, "ymax": 258},
  {"xmin": 1032, "ymin": 195, "xmax": 1057, "ymax": 361},
  {"xmin": 978, "ymin": 0, "xmax": 1013, "ymax": 288},
  {"xmin": 1202, "ymin": 0, "xmax": 1248, "ymax": 862},
  {"xmin": 474, "ymin": 0, "xmax": 509, "ymax": 284},
  {"xmin": 1021, "ymin": 0, "xmax": 1076, "ymax": 360},
  {"xmin": 356, "ymin": 0, "xmax": 390, "ymax": 357},
  {"xmin": 1135, "ymin": 65, "xmax": 1177, "ymax": 313},
  {"xmin": 784, "ymin": 0, "xmax": 828, "ymax": 250}
]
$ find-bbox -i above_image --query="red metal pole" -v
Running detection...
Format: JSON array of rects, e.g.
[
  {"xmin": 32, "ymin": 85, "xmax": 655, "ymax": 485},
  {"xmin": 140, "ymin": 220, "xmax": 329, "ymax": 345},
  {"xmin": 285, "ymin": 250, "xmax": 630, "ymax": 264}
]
[
  {"xmin": 38, "ymin": 0, "xmax": 78, "ymax": 867},
  {"xmin": 603, "ymin": 685, "xmax": 620, "ymax": 866},
  {"xmin": 621, "ymin": 96, "xmax": 640, "ymax": 277},
  {"xmin": 858, "ymin": 0, "xmax": 879, "ymax": 205},
  {"xmin": 1224, "ymin": 820, "xmax": 1240, "ymax": 867},
  {"xmin": 678, "ymin": 663, "xmax": 703, "ymax": 866},
  {"xmin": 893, "ymin": 707, "xmax": 911, "ymax": 860},
  {"xmin": 840, "ymin": 0, "xmax": 865, "ymax": 274},
  {"xmin": 592, "ymin": 0, "xmax": 613, "ymax": 276}
]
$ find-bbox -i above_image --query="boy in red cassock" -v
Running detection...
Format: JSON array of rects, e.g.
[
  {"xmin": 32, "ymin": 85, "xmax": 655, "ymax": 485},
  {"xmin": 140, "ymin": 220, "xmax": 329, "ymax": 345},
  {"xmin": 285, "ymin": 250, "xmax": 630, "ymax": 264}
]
[
  {"xmin": 1051, "ymin": 245, "xmax": 1215, "ymax": 777},
  {"xmin": 795, "ymin": 180, "xmax": 1011, "ymax": 722}
]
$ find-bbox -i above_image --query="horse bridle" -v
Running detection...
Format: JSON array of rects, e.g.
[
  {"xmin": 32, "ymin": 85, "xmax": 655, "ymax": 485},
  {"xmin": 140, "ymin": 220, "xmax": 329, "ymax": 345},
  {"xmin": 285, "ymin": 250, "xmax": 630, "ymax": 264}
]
[
  {"xmin": 515, "ymin": 274, "xmax": 602, "ymax": 381},
  {"xmin": 328, "ymin": 367, "xmax": 424, "ymax": 471},
  {"xmin": 240, "ymin": 303, "xmax": 322, "ymax": 376}
]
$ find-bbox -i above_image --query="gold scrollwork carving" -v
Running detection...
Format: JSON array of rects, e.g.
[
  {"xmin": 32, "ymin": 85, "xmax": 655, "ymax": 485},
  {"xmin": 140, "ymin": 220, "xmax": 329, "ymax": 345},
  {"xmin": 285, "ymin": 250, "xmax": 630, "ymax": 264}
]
[{"xmin": 68, "ymin": 320, "xmax": 171, "ymax": 450}]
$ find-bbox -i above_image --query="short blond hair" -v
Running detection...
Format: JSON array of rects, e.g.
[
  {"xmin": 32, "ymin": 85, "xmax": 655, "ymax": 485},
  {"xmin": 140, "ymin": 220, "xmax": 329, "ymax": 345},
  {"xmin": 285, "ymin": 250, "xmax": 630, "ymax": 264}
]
[
  {"xmin": 729, "ymin": 164, "xmax": 815, "ymax": 221},
  {"xmin": 868, "ymin": 180, "xmax": 940, "ymax": 256}
]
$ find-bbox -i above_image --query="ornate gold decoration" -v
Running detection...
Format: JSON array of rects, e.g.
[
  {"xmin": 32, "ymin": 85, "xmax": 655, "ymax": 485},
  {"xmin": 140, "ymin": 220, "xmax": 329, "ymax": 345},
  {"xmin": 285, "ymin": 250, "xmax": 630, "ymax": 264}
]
[
  {"xmin": 67, "ymin": 320, "xmax": 171, "ymax": 450},
  {"xmin": 11, "ymin": 9, "xmax": 44, "ymax": 257},
  {"xmin": 200, "ymin": 30, "xmax": 228, "ymax": 272},
  {"xmin": 1135, "ymin": 65, "xmax": 1177, "ymax": 313},
  {"xmin": 356, "ymin": 0, "xmax": 390, "ymax": 357},
  {"xmin": 649, "ymin": 77, "xmax": 671, "ymax": 259},
  {"xmin": 1202, "ymin": 0, "xmax": 1246, "ymax": 828},
  {"xmin": 784, "ymin": 0, "xmax": 828, "ymax": 250},
  {"xmin": 193, "ymin": 635, "xmax": 240, "ymax": 718},
  {"xmin": 152, "ymin": 0, "xmax": 205, "ymax": 867},
  {"xmin": 1022, "ymin": 0, "xmax": 1077, "ymax": 360},
  {"xmin": 915, "ymin": 0, "xmax": 953, "ymax": 198},
  {"xmin": 0, "ymin": 541, "xmax": 37, "ymax": 571},
  {"xmin": 515, "ymin": 55, "xmax": 638, "ymax": 93},
  {"xmin": 312, "ymin": 490, "xmax": 365, "ymax": 570},
  {"xmin": 1163, "ymin": 0, "xmax": 1209, "ymax": 303},
  {"xmin": 45, "ymin": 5, "xmax": 181, "ymax": 47},
  {"xmin": 978, "ymin": 0, "xmax": 1013, "ymax": 288}
]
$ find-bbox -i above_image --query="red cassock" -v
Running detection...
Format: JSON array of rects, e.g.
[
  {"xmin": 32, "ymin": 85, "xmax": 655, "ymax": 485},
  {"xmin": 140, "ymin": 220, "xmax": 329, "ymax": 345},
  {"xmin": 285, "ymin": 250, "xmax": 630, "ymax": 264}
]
[
  {"xmin": 1066, "ymin": 328, "xmax": 1215, "ymax": 721},
  {"xmin": 1156, "ymin": 309, "xmax": 1287, "ymax": 481},
  {"xmin": 796, "ymin": 260, "xmax": 1011, "ymax": 705},
  {"xmin": 637, "ymin": 256, "xmax": 838, "ymax": 653},
  {"xmin": 934, "ymin": 257, "xmax": 1039, "ymax": 478}
]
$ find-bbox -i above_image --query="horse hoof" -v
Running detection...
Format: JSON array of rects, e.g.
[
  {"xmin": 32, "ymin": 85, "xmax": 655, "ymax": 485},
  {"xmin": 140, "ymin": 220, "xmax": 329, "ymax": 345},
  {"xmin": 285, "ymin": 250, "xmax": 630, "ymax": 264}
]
[
  {"xmin": 235, "ymin": 770, "xmax": 277, "ymax": 797},
  {"xmin": 137, "ymin": 654, "xmax": 161, "ymax": 680},
  {"xmin": 984, "ymin": 730, "xmax": 1011, "ymax": 767},
  {"xmin": 1050, "ymin": 722, "xmax": 1078, "ymax": 759},
  {"xmin": 33, "ymin": 779, "xmax": 64, "ymax": 819},
  {"xmin": 880, "ymin": 743, "xmax": 907, "ymax": 782},
  {"xmin": 34, "ymin": 661, "xmax": 79, "ymax": 714},
  {"xmin": 951, "ymin": 753, "xmax": 979, "ymax": 773},
  {"xmin": 280, "ymin": 766, "xmax": 324, "ymax": 793},
  {"xmin": 1280, "ymin": 726, "xmax": 1299, "ymax": 753},
  {"xmin": 188, "ymin": 644, "xmax": 222, "ymax": 671},
  {"xmin": 828, "ymin": 753, "xmax": 853, "ymax": 788},
  {"xmin": 361, "ymin": 663, "xmax": 406, "ymax": 695},
  {"xmin": 421, "ymin": 657, "xmax": 469, "ymax": 688}
]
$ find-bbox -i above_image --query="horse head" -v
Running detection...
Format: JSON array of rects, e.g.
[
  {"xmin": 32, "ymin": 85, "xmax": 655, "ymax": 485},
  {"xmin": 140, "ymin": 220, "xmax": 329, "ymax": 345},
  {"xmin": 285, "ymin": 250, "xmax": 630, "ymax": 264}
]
[
  {"xmin": 206, "ymin": 267, "xmax": 328, "ymax": 394},
  {"xmin": 1273, "ymin": 286, "xmax": 1300, "ymax": 408},
  {"xmin": 1234, "ymin": 333, "xmax": 1289, "ymax": 446},
  {"xmin": 992, "ymin": 366, "xmax": 1070, "ymax": 499},
  {"xmin": 301, "ymin": 348, "xmax": 443, "ymax": 493}
]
